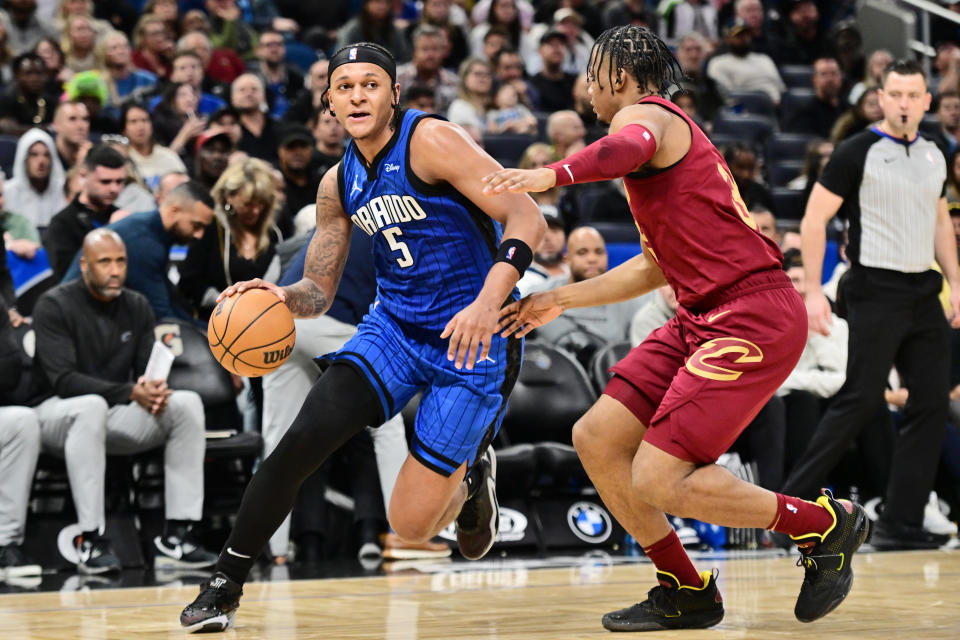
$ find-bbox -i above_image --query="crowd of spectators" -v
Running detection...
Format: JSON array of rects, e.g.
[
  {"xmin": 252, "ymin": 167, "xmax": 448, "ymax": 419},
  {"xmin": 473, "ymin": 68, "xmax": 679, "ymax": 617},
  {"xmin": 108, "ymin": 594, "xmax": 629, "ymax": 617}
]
[{"xmin": 2, "ymin": 0, "xmax": 960, "ymax": 581}]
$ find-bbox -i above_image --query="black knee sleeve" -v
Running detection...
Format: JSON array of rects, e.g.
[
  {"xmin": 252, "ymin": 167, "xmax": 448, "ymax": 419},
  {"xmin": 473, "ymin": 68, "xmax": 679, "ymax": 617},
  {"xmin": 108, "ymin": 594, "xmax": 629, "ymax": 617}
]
[{"xmin": 218, "ymin": 362, "xmax": 384, "ymax": 582}]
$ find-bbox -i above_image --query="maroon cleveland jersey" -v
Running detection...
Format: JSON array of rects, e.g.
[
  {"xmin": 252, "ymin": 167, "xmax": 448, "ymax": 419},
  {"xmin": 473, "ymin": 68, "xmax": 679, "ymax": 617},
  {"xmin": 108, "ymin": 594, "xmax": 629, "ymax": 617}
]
[{"xmin": 623, "ymin": 96, "xmax": 782, "ymax": 309}]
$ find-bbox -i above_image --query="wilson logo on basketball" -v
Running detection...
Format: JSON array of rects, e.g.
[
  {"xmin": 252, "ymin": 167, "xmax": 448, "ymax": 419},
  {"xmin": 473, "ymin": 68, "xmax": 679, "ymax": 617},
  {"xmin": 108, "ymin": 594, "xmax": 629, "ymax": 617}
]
[{"xmin": 263, "ymin": 345, "xmax": 293, "ymax": 364}]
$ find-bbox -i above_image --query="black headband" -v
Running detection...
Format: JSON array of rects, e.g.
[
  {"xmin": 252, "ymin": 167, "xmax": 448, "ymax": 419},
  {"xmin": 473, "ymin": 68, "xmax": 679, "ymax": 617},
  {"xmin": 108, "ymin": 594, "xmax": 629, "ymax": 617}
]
[{"xmin": 328, "ymin": 43, "xmax": 397, "ymax": 84}]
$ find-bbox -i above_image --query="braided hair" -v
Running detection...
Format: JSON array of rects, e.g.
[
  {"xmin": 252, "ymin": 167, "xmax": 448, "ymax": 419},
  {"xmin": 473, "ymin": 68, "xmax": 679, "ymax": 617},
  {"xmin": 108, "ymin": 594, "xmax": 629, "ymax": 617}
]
[
  {"xmin": 320, "ymin": 42, "xmax": 403, "ymax": 132},
  {"xmin": 588, "ymin": 26, "xmax": 686, "ymax": 98}
]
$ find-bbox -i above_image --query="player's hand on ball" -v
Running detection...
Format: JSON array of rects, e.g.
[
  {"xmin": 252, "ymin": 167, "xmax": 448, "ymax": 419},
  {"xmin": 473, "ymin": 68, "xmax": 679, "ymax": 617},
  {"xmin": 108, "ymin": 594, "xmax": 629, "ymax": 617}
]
[
  {"xmin": 498, "ymin": 291, "xmax": 564, "ymax": 338},
  {"xmin": 216, "ymin": 278, "xmax": 286, "ymax": 304},
  {"xmin": 481, "ymin": 167, "xmax": 556, "ymax": 195},
  {"xmin": 441, "ymin": 299, "xmax": 499, "ymax": 370},
  {"xmin": 805, "ymin": 290, "xmax": 833, "ymax": 336}
]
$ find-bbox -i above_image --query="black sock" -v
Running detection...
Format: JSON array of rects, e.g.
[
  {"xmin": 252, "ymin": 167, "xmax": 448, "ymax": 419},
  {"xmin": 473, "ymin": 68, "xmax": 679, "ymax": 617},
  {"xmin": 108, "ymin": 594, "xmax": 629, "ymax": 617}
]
[
  {"xmin": 164, "ymin": 519, "xmax": 195, "ymax": 539},
  {"xmin": 214, "ymin": 364, "xmax": 382, "ymax": 585}
]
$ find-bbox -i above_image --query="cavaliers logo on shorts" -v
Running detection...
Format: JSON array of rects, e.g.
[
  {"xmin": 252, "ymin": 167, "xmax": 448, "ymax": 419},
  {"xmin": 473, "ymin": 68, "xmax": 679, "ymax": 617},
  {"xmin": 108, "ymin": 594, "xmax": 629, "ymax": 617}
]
[{"xmin": 685, "ymin": 337, "xmax": 764, "ymax": 382}]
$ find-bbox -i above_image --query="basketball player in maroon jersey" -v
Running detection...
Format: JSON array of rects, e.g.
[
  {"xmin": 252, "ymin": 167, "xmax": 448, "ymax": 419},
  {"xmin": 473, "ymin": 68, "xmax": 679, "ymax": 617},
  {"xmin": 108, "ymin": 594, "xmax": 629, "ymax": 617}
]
[{"xmin": 483, "ymin": 26, "xmax": 869, "ymax": 631}]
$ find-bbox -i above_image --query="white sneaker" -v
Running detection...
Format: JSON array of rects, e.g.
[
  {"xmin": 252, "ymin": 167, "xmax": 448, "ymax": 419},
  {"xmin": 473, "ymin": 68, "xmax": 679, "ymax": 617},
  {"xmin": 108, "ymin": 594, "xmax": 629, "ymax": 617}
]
[
  {"xmin": 863, "ymin": 496, "xmax": 883, "ymax": 522},
  {"xmin": 923, "ymin": 492, "xmax": 958, "ymax": 537}
]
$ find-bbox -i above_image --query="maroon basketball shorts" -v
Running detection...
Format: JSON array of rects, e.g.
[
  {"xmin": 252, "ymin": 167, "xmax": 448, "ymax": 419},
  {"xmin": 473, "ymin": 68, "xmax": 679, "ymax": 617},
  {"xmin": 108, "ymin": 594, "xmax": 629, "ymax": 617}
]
[{"xmin": 606, "ymin": 270, "xmax": 807, "ymax": 464}]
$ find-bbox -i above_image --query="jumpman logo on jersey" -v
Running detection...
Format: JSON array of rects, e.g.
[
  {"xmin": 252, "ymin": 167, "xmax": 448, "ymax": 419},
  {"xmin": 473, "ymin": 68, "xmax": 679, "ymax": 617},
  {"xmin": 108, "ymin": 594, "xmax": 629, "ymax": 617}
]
[{"xmin": 351, "ymin": 175, "xmax": 363, "ymax": 196}]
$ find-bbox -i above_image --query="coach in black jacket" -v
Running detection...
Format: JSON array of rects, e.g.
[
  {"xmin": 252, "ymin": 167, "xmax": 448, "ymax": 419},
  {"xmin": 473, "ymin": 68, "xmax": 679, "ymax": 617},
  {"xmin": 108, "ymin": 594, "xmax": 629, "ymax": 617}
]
[{"xmin": 31, "ymin": 228, "xmax": 215, "ymax": 574}]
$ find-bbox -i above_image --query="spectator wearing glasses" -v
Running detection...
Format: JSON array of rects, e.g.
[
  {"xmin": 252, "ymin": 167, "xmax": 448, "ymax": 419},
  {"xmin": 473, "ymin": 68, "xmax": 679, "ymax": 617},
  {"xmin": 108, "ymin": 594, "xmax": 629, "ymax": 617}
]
[
  {"xmin": 131, "ymin": 14, "xmax": 174, "ymax": 79},
  {"xmin": 446, "ymin": 57, "xmax": 493, "ymax": 142}
]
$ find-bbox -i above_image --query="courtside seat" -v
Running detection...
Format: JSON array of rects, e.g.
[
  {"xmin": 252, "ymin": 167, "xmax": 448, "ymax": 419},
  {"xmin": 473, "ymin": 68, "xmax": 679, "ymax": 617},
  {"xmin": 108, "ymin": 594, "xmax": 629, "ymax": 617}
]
[
  {"xmin": 500, "ymin": 343, "xmax": 596, "ymax": 445},
  {"xmin": 779, "ymin": 64, "xmax": 814, "ymax": 89},
  {"xmin": 726, "ymin": 90, "xmax": 776, "ymax": 117},
  {"xmin": 713, "ymin": 111, "xmax": 776, "ymax": 145},
  {"xmin": 154, "ymin": 319, "xmax": 261, "ymax": 516},
  {"xmin": 779, "ymin": 88, "xmax": 817, "ymax": 132},
  {"xmin": 495, "ymin": 443, "xmax": 539, "ymax": 499},
  {"xmin": 771, "ymin": 187, "xmax": 807, "ymax": 221},
  {"xmin": 765, "ymin": 132, "xmax": 816, "ymax": 166},
  {"xmin": 483, "ymin": 133, "xmax": 537, "ymax": 168},
  {"xmin": 588, "ymin": 341, "xmax": 632, "ymax": 394},
  {"xmin": 0, "ymin": 134, "xmax": 17, "ymax": 178},
  {"xmin": 768, "ymin": 159, "xmax": 805, "ymax": 187}
]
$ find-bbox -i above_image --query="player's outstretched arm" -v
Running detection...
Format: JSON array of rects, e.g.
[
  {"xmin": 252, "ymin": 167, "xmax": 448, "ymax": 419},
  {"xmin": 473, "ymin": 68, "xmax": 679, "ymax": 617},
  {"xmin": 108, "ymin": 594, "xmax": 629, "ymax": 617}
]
[
  {"xmin": 498, "ymin": 251, "xmax": 667, "ymax": 337},
  {"xmin": 482, "ymin": 104, "xmax": 668, "ymax": 194},
  {"xmin": 411, "ymin": 118, "xmax": 545, "ymax": 369},
  {"xmin": 215, "ymin": 167, "xmax": 351, "ymax": 318}
]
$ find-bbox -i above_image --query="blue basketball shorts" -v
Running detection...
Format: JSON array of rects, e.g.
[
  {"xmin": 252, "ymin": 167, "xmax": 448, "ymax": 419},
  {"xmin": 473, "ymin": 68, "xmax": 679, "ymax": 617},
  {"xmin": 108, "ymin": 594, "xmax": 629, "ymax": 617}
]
[{"xmin": 319, "ymin": 304, "xmax": 523, "ymax": 477}]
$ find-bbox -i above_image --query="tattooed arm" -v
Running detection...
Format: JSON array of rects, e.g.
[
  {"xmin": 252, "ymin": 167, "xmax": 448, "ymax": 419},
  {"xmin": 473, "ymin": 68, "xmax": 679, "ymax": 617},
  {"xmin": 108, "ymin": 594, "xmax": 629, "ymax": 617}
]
[
  {"xmin": 281, "ymin": 166, "xmax": 352, "ymax": 317},
  {"xmin": 215, "ymin": 164, "xmax": 353, "ymax": 319}
]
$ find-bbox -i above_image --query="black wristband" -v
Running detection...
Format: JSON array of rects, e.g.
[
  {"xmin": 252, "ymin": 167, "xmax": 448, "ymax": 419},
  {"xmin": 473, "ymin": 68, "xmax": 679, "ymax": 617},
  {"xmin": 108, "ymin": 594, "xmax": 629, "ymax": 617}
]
[{"xmin": 495, "ymin": 238, "xmax": 533, "ymax": 277}]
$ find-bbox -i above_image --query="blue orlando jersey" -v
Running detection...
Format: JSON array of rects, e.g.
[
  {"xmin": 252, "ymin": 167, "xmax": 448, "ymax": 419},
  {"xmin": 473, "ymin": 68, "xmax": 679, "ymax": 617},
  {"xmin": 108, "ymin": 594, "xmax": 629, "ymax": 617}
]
[{"xmin": 338, "ymin": 109, "xmax": 508, "ymax": 330}]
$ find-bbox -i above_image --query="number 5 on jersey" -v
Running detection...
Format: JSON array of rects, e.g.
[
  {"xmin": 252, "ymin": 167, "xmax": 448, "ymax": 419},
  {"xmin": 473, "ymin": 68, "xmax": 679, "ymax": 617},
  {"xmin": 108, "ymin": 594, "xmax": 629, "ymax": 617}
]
[{"xmin": 383, "ymin": 227, "xmax": 414, "ymax": 268}]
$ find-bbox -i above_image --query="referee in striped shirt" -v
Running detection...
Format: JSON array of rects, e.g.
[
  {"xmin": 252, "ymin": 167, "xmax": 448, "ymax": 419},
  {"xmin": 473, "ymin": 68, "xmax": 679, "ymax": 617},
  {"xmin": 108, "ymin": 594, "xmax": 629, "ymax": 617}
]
[{"xmin": 783, "ymin": 59, "xmax": 960, "ymax": 550}]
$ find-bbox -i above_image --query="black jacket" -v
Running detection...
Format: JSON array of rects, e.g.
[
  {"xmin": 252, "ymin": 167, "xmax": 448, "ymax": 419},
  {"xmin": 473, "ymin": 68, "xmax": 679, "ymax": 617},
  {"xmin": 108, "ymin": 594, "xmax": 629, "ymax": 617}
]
[
  {"xmin": 43, "ymin": 196, "xmax": 117, "ymax": 283},
  {"xmin": 31, "ymin": 279, "xmax": 154, "ymax": 406},
  {"xmin": 0, "ymin": 297, "xmax": 22, "ymax": 397}
]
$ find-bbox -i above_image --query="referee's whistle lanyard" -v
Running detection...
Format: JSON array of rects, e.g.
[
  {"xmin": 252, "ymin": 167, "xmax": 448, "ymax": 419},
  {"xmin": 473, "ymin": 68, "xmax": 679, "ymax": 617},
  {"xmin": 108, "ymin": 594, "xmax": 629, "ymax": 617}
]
[{"xmin": 901, "ymin": 115, "xmax": 910, "ymax": 157}]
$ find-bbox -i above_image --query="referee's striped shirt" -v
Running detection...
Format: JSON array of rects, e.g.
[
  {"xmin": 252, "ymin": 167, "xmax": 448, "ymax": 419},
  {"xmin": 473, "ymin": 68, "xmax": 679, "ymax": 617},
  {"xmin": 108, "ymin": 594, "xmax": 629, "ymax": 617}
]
[{"xmin": 818, "ymin": 127, "xmax": 946, "ymax": 273}]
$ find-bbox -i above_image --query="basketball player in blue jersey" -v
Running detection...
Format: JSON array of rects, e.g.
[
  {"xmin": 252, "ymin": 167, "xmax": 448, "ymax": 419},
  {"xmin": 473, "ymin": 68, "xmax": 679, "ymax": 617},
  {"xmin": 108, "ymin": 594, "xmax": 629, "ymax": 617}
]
[{"xmin": 180, "ymin": 42, "xmax": 545, "ymax": 632}]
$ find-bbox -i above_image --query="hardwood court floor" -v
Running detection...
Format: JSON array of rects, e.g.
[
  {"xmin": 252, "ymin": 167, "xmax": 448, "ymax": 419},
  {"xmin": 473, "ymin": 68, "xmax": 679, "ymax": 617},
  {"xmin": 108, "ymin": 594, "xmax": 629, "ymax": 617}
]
[{"xmin": 0, "ymin": 549, "xmax": 957, "ymax": 639}]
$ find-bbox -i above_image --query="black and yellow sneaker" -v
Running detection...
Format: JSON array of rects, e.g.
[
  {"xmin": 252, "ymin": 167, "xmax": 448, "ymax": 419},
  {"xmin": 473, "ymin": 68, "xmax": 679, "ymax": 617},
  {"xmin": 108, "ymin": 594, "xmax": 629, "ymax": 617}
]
[
  {"xmin": 180, "ymin": 572, "xmax": 243, "ymax": 633},
  {"xmin": 791, "ymin": 491, "xmax": 869, "ymax": 623},
  {"xmin": 601, "ymin": 570, "xmax": 724, "ymax": 632}
]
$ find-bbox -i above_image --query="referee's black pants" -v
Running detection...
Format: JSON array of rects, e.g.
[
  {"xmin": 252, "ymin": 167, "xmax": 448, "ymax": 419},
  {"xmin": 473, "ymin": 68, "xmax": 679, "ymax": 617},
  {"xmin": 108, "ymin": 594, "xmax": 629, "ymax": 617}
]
[{"xmin": 781, "ymin": 267, "xmax": 948, "ymax": 528}]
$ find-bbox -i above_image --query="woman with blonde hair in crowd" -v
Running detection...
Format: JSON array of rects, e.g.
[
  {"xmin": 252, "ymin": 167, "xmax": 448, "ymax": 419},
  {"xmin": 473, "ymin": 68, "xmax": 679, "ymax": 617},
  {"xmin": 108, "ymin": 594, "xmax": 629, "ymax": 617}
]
[
  {"xmin": 178, "ymin": 157, "xmax": 283, "ymax": 319},
  {"xmin": 61, "ymin": 14, "xmax": 99, "ymax": 74},
  {"xmin": 848, "ymin": 49, "xmax": 893, "ymax": 105},
  {"xmin": 97, "ymin": 31, "xmax": 157, "ymax": 107},
  {"xmin": 446, "ymin": 57, "xmax": 493, "ymax": 142},
  {"xmin": 55, "ymin": 0, "xmax": 112, "ymax": 41}
]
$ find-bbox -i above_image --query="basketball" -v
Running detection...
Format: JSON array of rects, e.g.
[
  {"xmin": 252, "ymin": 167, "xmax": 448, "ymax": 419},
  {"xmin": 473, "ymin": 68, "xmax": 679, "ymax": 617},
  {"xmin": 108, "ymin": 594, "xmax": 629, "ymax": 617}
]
[{"xmin": 207, "ymin": 288, "xmax": 296, "ymax": 377}]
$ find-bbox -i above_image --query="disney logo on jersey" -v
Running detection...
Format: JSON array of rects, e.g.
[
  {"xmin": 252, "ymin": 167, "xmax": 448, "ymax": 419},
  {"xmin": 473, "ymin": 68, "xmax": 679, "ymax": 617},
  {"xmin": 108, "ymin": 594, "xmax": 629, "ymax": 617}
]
[{"xmin": 384, "ymin": 162, "xmax": 400, "ymax": 173}]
